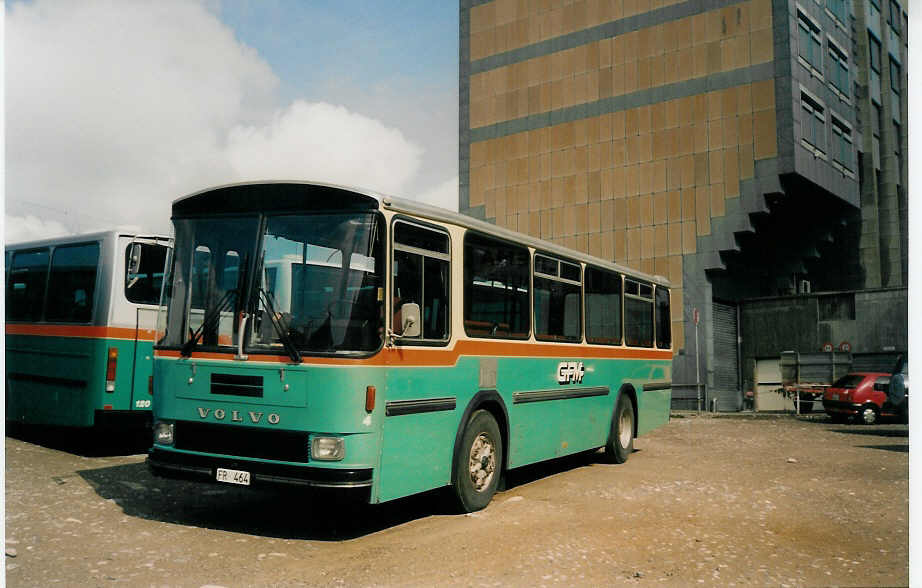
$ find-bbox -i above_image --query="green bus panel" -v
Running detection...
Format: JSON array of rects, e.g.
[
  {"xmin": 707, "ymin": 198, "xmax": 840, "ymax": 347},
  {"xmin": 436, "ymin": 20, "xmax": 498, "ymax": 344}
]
[
  {"xmin": 6, "ymin": 334, "xmax": 152, "ymax": 427},
  {"xmin": 153, "ymin": 353, "xmax": 671, "ymax": 504}
]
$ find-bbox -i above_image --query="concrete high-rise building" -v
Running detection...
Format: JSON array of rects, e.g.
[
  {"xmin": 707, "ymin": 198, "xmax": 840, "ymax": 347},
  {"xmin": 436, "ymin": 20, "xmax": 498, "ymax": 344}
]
[{"xmin": 459, "ymin": 0, "xmax": 907, "ymax": 409}]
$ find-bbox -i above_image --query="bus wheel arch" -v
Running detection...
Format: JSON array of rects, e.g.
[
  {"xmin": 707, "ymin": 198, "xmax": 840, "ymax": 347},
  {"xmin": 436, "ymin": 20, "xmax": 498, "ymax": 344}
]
[{"xmin": 450, "ymin": 391, "xmax": 509, "ymax": 510}]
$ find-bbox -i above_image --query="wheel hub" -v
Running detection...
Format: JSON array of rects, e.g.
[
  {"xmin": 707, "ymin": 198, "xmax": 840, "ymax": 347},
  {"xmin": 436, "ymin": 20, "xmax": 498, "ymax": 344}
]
[
  {"xmin": 468, "ymin": 433, "xmax": 496, "ymax": 492},
  {"xmin": 619, "ymin": 407, "xmax": 633, "ymax": 448}
]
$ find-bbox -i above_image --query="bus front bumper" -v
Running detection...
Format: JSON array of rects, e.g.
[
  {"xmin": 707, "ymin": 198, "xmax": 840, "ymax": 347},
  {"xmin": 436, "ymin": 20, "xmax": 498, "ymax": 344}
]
[{"xmin": 147, "ymin": 448, "xmax": 373, "ymax": 489}]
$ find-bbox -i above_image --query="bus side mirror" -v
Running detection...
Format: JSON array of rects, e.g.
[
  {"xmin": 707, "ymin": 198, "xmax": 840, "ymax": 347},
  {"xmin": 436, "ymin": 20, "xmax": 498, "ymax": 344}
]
[
  {"xmin": 128, "ymin": 243, "xmax": 143, "ymax": 277},
  {"xmin": 400, "ymin": 303, "xmax": 421, "ymax": 337}
]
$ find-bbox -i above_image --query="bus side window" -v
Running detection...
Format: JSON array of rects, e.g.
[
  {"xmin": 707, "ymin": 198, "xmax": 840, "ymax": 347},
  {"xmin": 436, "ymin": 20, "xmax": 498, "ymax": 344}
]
[
  {"xmin": 392, "ymin": 220, "xmax": 450, "ymax": 341},
  {"xmin": 46, "ymin": 243, "xmax": 100, "ymax": 323},
  {"xmin": 7, "ymin": 248, "xmax": 50, "ymax": 322},
  {"xmin": 655, "ymin": 286, "xmax": 671, "ymax": 349},
  {"xmin": 463, "ymin": 232, "xmax": 530, "ymax": 339},
  {"xmin": 624, "ymin": 279, "xmax": 654, "ymax": 348},
  {"xmin": 585, "ymin": 266, "xmax": 622, "ymax": 345},
  {"xmin": 125, "ymin": 243, "xmax": 168, "ymax": 305},
  {"xmin": 533, "ymin": 254, "xmax": 582, "ymax": 342}
]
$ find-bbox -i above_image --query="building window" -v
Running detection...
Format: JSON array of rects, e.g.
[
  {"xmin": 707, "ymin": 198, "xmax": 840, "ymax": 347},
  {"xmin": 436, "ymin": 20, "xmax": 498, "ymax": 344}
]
[
  {"xmin": 801, "ymin": 92, "xmax": 826, "ymax": 153},
  {"xmin": 818, "ymin": 293, "xmax": 855, "ymax": 321},
  {"xmin": 798, "ymin": 11, "xmax": 823, "ymax": 72},
  {"xmin": 831, "ymin": 115, "xmax": 853, "ymax": 171},
  {"xmin": 828, "ymin": 41, "xmax": 849, "ymax": 96},
  {"xmin": 889, "ymin": 59, "xmax": 900, "ymax": 93},
  {"xmin": 888, "ymin": 0, "xmax": 901, "ymax": 33},
  {"xmin": 869, "ymin": 34, "xmax": 882, "ymax": 105},
  {"xmin": 869, "ymin": 34, "xmax": 881, "ymax": 73},
  {"xmin": 826, "ymin": 0, "xmax": 850, "ymax": 25}
]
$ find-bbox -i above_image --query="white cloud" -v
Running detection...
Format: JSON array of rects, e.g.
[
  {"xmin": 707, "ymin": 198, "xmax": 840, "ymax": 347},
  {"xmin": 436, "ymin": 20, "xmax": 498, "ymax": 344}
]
[
  {"xmin": 226, "ymin": 101, "xmax": 421, "ymax": 195},
  {"xmin": 5, "ymin": 216, "xmax": 70, "ymax": 244},
  {"xmin": 415, "ymin": 176, "xmax": 460, "ymax": 212},
  {"xmin": 5, "ymin": 0, "xmax": 430, "ymax": 241}
]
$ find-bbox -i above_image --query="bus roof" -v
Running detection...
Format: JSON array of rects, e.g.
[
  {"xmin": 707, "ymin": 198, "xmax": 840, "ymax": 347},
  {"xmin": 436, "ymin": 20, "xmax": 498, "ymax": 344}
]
[
  {"xmin": 5, "ymin": 230, "xmax": 171, "ymax": 251},
  {"xmin": 173, "ymin": 180, "xmax": 670, "ymax": 288}
]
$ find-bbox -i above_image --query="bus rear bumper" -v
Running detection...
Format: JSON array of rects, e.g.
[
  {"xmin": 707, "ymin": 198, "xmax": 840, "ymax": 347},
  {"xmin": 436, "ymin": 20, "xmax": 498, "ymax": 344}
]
[{"xmin": 147, "ymin": 448, "xmax": 374, "ymax": 489}]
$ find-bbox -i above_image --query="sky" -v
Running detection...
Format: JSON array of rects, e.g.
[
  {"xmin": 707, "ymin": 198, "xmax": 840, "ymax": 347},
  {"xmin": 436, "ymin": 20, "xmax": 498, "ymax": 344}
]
[{"xmin": 4, "ymin": 0, "xmax": 460, "ymax": 243}]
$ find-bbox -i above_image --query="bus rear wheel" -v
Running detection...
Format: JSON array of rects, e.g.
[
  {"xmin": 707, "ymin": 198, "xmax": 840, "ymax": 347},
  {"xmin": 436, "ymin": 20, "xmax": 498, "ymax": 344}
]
[
  {"xmin": 605, "ymin": 393, "xmax": 634, "ymax": 464},
  {"xmin": 452, "ymin": 409, "xmax": 502, "ymax": 513}
]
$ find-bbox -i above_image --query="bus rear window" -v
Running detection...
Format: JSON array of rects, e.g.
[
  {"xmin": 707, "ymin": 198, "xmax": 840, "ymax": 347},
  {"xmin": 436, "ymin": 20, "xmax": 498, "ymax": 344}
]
[
  {"xmin": 7, "ymin": 248, "xmax": 50, "ymax": 322},
  {"xmin": 655, "ymin": 286, "xmax": 671, "ymax": 349},
  {"xmin": 46, "ymin": 243, "xmax": 100, "ymax": 323}
]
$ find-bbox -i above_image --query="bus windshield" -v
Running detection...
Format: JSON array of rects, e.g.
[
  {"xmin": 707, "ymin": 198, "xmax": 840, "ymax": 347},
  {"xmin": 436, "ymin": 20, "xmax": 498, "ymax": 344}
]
[{"xmin": 160, "ymin": 211, "xmax": 383, "ymax": 355}]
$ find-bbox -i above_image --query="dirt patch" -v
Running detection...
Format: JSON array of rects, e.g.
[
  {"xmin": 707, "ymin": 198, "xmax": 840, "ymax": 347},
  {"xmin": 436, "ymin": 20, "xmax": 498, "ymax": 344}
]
[{"xmin": 5, "ymin": 415, "xmax": 908, "ymax": 586}]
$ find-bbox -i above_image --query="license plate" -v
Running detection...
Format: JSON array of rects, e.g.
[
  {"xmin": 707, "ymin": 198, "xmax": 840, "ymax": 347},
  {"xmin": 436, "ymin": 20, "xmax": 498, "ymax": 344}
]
[
  {"xmin": 216, "ymin": 468, "xmax": 251, "ymax": 486},
  {"xmin": 832, "ymin": 394, "xmax": 839, "ymax": 401}
]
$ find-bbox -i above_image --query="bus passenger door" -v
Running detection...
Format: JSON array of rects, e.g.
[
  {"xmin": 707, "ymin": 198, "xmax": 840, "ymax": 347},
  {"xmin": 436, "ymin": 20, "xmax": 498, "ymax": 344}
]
[
  {"xmin": 123, "ymin": 237, "xmax": 170, "ymax": 411},
  {"xmin": 131, "ymin": 306, "xmax": 159, "ymax": 410}
]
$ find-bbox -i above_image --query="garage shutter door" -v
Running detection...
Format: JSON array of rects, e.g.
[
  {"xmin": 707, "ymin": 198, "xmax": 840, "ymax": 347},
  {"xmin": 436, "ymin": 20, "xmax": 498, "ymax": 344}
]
[{"xmin": 713, "ymin": 302, "xmax": 740, "ymax": 411}]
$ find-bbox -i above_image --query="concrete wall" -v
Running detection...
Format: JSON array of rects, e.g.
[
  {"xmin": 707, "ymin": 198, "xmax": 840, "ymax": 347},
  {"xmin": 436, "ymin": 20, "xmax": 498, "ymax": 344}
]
[{"xmin": 739, "ymin": 287, "xmax": 906, "ymax": 392}]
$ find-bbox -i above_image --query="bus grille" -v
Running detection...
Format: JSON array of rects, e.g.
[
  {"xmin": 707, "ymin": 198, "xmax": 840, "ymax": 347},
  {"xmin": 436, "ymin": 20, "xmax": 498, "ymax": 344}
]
[
  {"xmin": 174, "ymin": 421, "xmax": 310, "ymax": 463},
  {"xmin": 210, "ymin": 373, "xmax": 263, "ymax": 397}
]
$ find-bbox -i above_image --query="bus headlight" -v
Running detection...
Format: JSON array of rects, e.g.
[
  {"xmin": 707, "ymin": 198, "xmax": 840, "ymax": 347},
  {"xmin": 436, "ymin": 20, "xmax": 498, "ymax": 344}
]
[
  {"xmin": 311, "ymin": 436, "xmax": 344, "ymax": 461},
  {"xmin": 154, "ymin": 421, "xmax": 174, "ymax": 446}
]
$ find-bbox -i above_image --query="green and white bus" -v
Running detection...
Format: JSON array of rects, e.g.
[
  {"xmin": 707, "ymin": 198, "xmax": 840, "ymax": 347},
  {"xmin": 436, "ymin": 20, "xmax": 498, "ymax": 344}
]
[
  {"xmin": 6, "ymin": 231, "xmax": 171, "ymax": 428},
  {"xmin": 148, "ymin": 181, "xmax": 672, "ymax": 511}
]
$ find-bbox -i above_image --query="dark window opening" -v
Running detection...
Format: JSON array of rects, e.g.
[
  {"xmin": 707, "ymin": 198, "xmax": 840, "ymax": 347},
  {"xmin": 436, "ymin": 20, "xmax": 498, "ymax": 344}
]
[
  {"xmin": 46, "ymin": 243, "xmax": 100, "ymax": 323},
  {"xmin": 464, "ymin": 233, "xmax": 529, "ymax": 339},
  {"xmin": 7, "ymin": 248, "xmax": 50, "ymax": 322},
  {"xmin": 655, "ymin": 286, "xmax": 671, "ymax": 349},
  {"xmin": 533, "ymin": 254, "xmax": 581, "ymax": 342},
  {"xmin": 585, "ymin": 266, "xmax": 622, "ymax": 345},
  {"xmin": 624, "ymin": 278, "xmax": 654, "ymax": 348},
  {"xmin": 125, "ymin": 242, "xmax": 168, "ymax": 305},
  {"xmin": 818, "ymin": 293, "xmax": 855, "ymax": 321},
  {"xmin": 393, "ymin": 221, "xmax": 450, "ymax": 341}
]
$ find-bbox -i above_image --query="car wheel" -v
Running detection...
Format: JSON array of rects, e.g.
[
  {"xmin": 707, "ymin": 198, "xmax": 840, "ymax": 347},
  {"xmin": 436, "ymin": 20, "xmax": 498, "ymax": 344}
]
[
  {"xmin": 858, "ymin": 405, "xmax": 879, "ymax": 425},
  {"xmin": 452, "ymin": 409, "xmax": 502, "ymax": 513},
  {"xmin": 605, "ymin": 392, "xmax": 634, "ymax": 464}
]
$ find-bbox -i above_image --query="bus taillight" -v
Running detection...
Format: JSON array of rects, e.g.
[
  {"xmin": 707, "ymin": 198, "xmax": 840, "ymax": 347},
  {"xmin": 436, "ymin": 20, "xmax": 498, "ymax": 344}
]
[
  {"xmin": 365, "ymin": 386, "xmax": 376, "ymax": 412},
  {"xmin": 105, "ymin": 347, "xmax": 118, "ymax": 392},
  {"xmin": 148, "ymin": 375, "xmax": 154, "ymax": 395}
]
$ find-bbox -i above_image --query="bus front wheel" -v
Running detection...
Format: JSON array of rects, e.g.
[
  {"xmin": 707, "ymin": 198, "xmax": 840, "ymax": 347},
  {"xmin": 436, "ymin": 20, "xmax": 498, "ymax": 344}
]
[
  {"xmin": 452, "ymin": 409, "xmax": 503, "ymax": 513},
  {"xmin": 605, "ymin": 393, "xmax": 634, "ymax": 464}
]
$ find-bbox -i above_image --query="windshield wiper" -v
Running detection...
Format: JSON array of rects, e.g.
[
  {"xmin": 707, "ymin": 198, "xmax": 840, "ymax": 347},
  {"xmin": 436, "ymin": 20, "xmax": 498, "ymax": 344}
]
[
  {"xmin": 180, "ymin": 289, "xmax": 237, "ymax": 357},
  {"xmin": 258, "ymin": 287, "xmax": 302, "ymax": 363}
]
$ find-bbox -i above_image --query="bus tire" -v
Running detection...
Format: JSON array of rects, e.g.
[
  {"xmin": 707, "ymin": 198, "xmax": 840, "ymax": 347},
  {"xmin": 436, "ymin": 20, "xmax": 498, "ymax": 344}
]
[
  {"xmin": 605, "ymin": 393, "xmax": 634, "ymax": 464},
  {"xmin": 452, "ymin": 409, "xmax": 502, "ymax": 513}
]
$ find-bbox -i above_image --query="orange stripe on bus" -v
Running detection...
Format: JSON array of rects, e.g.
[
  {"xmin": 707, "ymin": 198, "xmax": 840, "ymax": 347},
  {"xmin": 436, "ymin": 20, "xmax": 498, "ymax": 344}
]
[
  {"xmin": 5, "ymin": 324, "xmax": 157, "ymax": 341},
  {"xmin": 154, "ymin": 340, "xmax": 672, "ymax": 367}
]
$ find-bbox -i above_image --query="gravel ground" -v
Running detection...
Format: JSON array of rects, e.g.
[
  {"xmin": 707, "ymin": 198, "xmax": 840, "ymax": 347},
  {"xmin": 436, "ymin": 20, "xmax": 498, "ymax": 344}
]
[{"xmin": 4, "ymin": 414, "xmax": 909, "ymax": 587}]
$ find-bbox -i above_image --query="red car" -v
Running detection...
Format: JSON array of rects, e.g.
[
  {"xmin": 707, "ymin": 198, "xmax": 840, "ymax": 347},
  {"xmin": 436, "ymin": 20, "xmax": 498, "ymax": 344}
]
[{"xmin": 822, "ymin": 372, "xmax": 904, "ymax": 425}]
